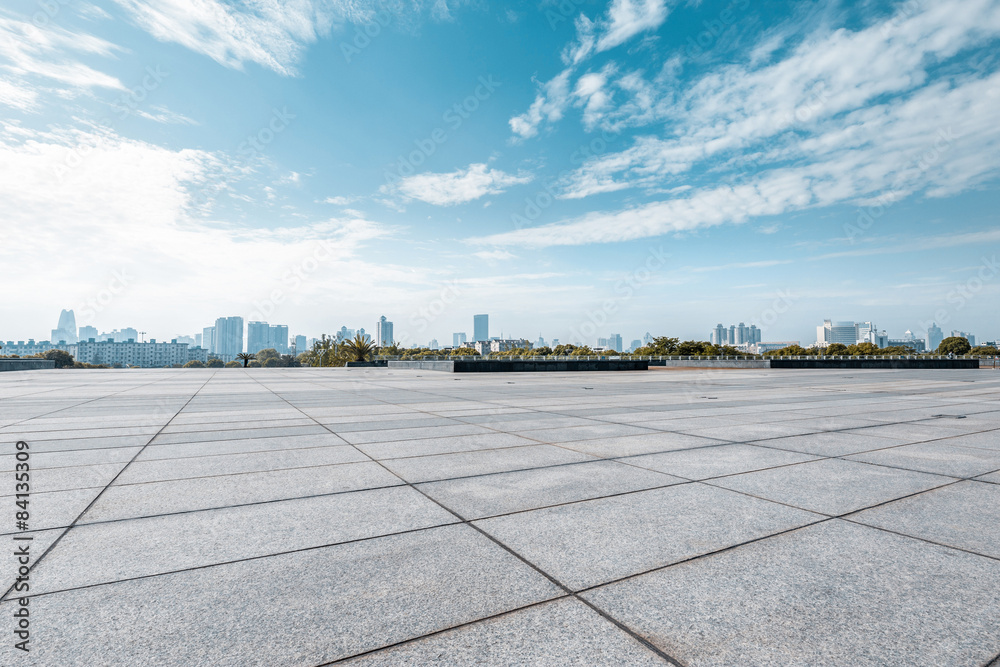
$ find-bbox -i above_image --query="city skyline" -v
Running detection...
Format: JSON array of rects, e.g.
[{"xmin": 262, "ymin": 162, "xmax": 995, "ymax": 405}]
[{"xmin": 1, "ymin": 1, "xmax": 998, "ymax": 345}]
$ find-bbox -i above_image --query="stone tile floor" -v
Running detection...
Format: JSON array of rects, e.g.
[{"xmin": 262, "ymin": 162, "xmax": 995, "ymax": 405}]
[{"xmin": 1, "ymin": 367, "xmax": 999, "ymax": 666}]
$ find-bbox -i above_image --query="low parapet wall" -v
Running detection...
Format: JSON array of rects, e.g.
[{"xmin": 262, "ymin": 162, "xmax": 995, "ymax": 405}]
[
  {"xmin": 0, "ymin": 359, "xmax": 56, "ymax": 372},
  {"xmin": 768, "ymin": 358, "xmax": 980, "ymax": 369},
  {"xmin": 649, "ymin": 359, "xmax": 770, "ymax": 369},
  {"xmin": 388, "ymin": 359, "xmax": 649, "ymax": 372}
]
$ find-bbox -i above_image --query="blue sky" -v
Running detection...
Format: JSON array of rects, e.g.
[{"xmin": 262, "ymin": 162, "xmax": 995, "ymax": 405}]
[{"xmin": 1, "ymin": 0, "xmax": 998, "ymax": 347}]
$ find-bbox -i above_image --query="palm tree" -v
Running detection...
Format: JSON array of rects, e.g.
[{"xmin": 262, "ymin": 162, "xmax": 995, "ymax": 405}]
[
  {"xmin": 236, "ymin": 353, "xmax": 254, "ymax": 367},
  {"xmin": 342, "ymin": 334, "xmax": 376, "ymax": 362}
]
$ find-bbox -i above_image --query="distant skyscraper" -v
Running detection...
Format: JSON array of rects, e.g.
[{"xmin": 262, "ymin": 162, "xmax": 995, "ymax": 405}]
[
  {"xmin": 51, "ymin": 309, "xmax": 78, "ymax": 343},
  {"xmin": 737, "ymin": 322, "xmax": 749, "ymax": 345},
  {"xmin": 294, "ymin": 335, "xmax": 307, "ymax": 353},
  {"xmin": 358, "ymin": 328, "xmax": 371, "ymax": 344},
  {"xmin": 749, "ymin": 324, "xmax": 761, "ymax": 344},
  {"xmin": 630, "ymin": 339, "xmax": 642, "ymax": 352},
  {"xmin": 643, "ymin": 332, "xmax": 653, "ymax": 345},
  {"xmin": 474, "ymin": 314, "xmax": 489, "ymax": 342},
  {"xmin": 728, "ymin": 325, "xmax": 736, "ymax": 345},
  {"xmin": 453, "ymin": 332, "xmax": 467, "ymax": 347},
  {"xmin": 926, "ymin": 322, "xmax": 944, "ymax": 351},
  {"xmin": 247, "ymin": 321, "xmax": 270, "ymax": 354},
  {"xmin": 203, "ymin": 326, "xmax": 216, "ymax": 354},
  {"xmin": 195, "ymin": 333, "xmax": 202, "ymax": 348},
  {"xmin": 78, "ymin": 325, "xmax": 98, "ymax": 342},
  {"xmin": 713, "ymin": 324, "xmax": 726, "ymax": 346},
  {"xmin": 951, "ymin": 330, "xmax": 976, "ymax": 347},
  {"xmin": 269, "ymin": 325, "xmax": 289, "ymax": 353},
  {"xmin": 429, "ymin": 339, "xmax": 439, "ymax": 350},
  {"xmin": 535, "ymin": 335, "xmax": 546, "ymax": 348},
  {"xmin": 214, "ymin": 316, "xmax": 244, "ymax": 357},
  {"xmin": 609, "ymin": 333, "xmax": 623, "ymax": 352},
  {"xmin": 376, "ymin": 316, "xmax": 394, "ymax": 346}
]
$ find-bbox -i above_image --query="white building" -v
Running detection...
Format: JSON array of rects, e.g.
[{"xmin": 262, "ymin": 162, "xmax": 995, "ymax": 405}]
[
  {"xmin": 376, "ymin": 316, "xmax": 394, "ymax": 347},
  {"xmin": 74, "ymin": 339, "xmax": 208, "ymax": 367}
]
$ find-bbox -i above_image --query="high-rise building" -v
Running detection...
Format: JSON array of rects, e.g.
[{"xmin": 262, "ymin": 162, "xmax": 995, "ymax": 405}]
[
  {"xmin": 358, "ymin": 328, "xmax": 371, "ymax": 344},
  {"xmin": 630, "ymin": 339, "xmax": 642, "ymax": 352},
  {"xmin": 78, "ymin": 325, "xmax": 98, "ymax": 341},
  {"xmin": 713, "ymin": 324, "xmax": 726, "ymax": 346},
  {"xmin": 598, "ymin": 337, "xmax": 609, "ymax": 347},
  {"xmin": 728, "ymin": 325, "xmax": 736, "ymax": 345},
  {"xmin": 214, "ymin": 316, "xmax": 244, "ymax": 358},
  {"xmin": 473, "ymin": 314, "xmax": 489, "ymax": 342},
  {"xmin": 376, "ymin": 316, "xmax": 394, "ymax": 347},
  {"xmin": 202, "ymin": 326, "xmax": 216, "ymax": 354},
  {"xmin": 817, "ymin": 320, "xmax": 861, "ymax": 347},
  {"xmin": 294, "ymin": 335, "xmax": 307, "ymax": 353},
  {"xmin": 609, "ymin": 333, "xmax": 623, "ymax": 352},
  {"xmin": 643, "ymin": 332, "xmax": 653, "ymax": 345},
  {"xmin": 99, "ymin": 328, "xmax": 139, "ymax": 343},
  {"xmin": 926, "ymin": 322, "xmax": 943, "ymax": 351},
  {"xmin": 51, "ymin": 309, "xmax": 78, "ymax": 344},
  {"xmin": 453, "ymin": 332, "xmax": 467, "ymax": 347},
  {"xmin": 195, "ymin": 333, "xmax": 202, "ymax": 348},
  {"xmin": 269, "ymin": 325, "xmax": 289, "ymax": 353},
  {"xmin": 951, "ymin": 330, "xmax": 976, "ymax": 347},
  {"xmin": 749, "ymin": 324, "xmax": 761, "ymax": 344},
  {"xmin": 429, "ymin": 339, "xmax": 439, "ymax": 350},
  {"xmin": 535, "ymin": 335, "xmax": 546, "ymax": 348},
  {"xmin": 247, "ymin": 321, "xmax": 270, "ymax": 354}
]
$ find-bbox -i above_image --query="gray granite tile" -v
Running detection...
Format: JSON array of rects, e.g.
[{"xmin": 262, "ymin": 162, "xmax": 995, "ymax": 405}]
[
  {"xmin": 931, "ymin": 429, "xmax": 1000, "ymax": 451},
  {"xmin": 149, "ymin": 424, "xmax": 331, "ymax": 445},
  {"xmin": 624, "ymin": 444, "xmax": 819, "ymax": 480},
  {"xmin": 513, "ymin": 424, "xmax": 658, "ymax": 443},
  {"xmin": 583, "ymin": 520, "xmax": 1000, "ymax": 667},
  {"xmin": 117, "ymin": 445, "xmax": 369, "ymax": 484},
  {"xmin": 557, "ymin": 432, "xmax": 721, "ymax": 458},
  {"xmin": 138, "ymin": 433, "xmax": 349, "ymax": 460},
  {"xmin": 356, "ymin": 432, "xmax": 538, "ymax": 460},
  {"xmin": 0, "ymin": 446, "xmax": 140, "ymax": 472},
  {"xmin": 342, "ymin": 598, "xmax": 667, "ymax": 666},
  {"xmin": 338, "ymin": 423, "xmax": 492, "ymax": 444},
  {"xmin": 840, "ymin": 421, "xmax": 978, "ymax": 443},
  {"xmin": 0, "ymin": 462, "xmax": 125, "ymax": 493},
  {"xmin": 758, "ymin": 431, "xmax": 905, "ymax": 457},
  {"xmin": 0, "ymin": 529, "xmax": 65, "ymax": 592},
  {"xmin": 710, "ymin": 458, "xmax": 951, "ymax": 515},
  {"xmin": 475, "ymin": 484, "xmax": 820, "ymax": 590},
  {"xmin": 0, "ymin": 524, "xmax": 561, "ymax": 666},
  {"xmin": 846, "ymin": 442, "xmax": 1000, "ymax": 478},
  {"xmin": 419, "ymin": 460, "xmax": 683, "ymax": 520},
  {"xmin": 0, "ymin": 487, "xmax": 102, "ymax": 534},
  {"xmin": 79, "ymin": 461, "xmax": 403, "ymax": 523},
  {"xmin": 851, "ymin": 481, "xmax": 1000, "ymax": 558},
  {"xmin": 31, "ymin": 486, "xmax": 456, "ymax": 594},
  {"xmin": 381, "ymin": 445, "xmax": 595, "ymax": 484}
]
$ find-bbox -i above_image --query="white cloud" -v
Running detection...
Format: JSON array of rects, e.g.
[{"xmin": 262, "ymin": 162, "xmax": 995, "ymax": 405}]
[
  {"xmin": 0, "ymin": 15, "xmax": 124, "ymax": 110},
  {"xmin": 134, "ymin": 104, "xmax": 199, "ymax": 125},
  {"xmin": 390, "ymin": 163, "xmax": 533, "ymax": 206},
  {"xmin": 472, "ymin": 249, "xmax": 517, "ymax": 261},
  {"xmin": 596, "ymin": 0, "xmax": 669, "ymax": 51},
  {"xmin": 111, "ymin": 0, "xmax": 469, "ymax": 76},
  {"xmin": 509, "ymin": 69, "xmax": 573, "ymax": 140},
  {"xmin": 321, "ymin": 195, "xmax": 354, "ymax": 205}
]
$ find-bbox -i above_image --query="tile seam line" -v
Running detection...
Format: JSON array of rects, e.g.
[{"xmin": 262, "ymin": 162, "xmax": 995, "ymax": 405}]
[
  {"xmin": 245, "ymin": 371, "xmax": 689, "ymax": 667},
  {"xmin": 838, "ymin": 517, "xmax": 1000, "ymax": 564},
  {"xmin": 0, "ymin": 371, "xmax": 219, "ymax": 602}
]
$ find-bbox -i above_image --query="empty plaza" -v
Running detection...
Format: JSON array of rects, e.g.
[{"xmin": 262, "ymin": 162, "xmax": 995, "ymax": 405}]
[{"xmin": 2, "ymin": 367, "xmax": 1000, "ymax": 666}]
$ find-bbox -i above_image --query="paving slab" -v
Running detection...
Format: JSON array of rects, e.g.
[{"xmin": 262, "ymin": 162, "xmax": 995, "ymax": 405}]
[
  {"xmin": 846, "ymin": 441, "xmax": 1000, "ymax": 478},
  {"xmin": 557, "ymin": 432, "xmax": 722, "ymax": 458},
  {"xmin": 475, "ymin": 483, "xmax": 820, "ymax": 590},
  {"xmin": 78, "ymin": 460, "xmax": 403, "ymax": 523},
  {"xmin": 756, "ymin": 431, "xmax": 905, "ymax": 457},
  {"xmin": 418, "ymin": 460, "xmax": 683, "ymax": 520},
  {"xmin": 380, "ymin": 444, "xmax": 595, "ymax": 484},
  {"xmin": 356, "ymin": 432, "xmax": 538, "ymax": 460},
  {"xmin": 342, "ymin": 598, "xmax": 668, "ymax": 666},
  {"xmin": 623, "ymin": 443, "xmax": 819, "ymax": 480},
  {"xmin": 851, "ymin": 480, "xmax": 1000, "ymax": 558},
  {"xmin": 31, "ymin": 486, "xmax": 457, "ymax": 594},
  {"xmin": 584, "ymin": 520, "xmax": 1000, "ymax": 667},
  {"xmin": 710, "ymin": 458, "xmax": 952, "ymax": 515},
  {"xmin": 0, "ymin": 524, "xmax": 562, "ymax": 666}
]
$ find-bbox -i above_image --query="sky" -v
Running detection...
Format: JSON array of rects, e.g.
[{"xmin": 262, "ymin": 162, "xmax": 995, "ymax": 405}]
[{"xmin": 1, "ymin": 0, "xmax": 999, "ymax": 348}]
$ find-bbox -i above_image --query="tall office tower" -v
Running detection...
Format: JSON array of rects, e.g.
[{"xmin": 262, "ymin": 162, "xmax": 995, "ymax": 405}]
[
  {"xmin": 736, "ymin": 323, "xmax": 749, "ymax": 344},
  {"xmin": 453, "ymin": 332, "xmax": 467, "ymax": 347},
  {"xmin": 375, "ymin": 316, "xmax": 394, "ymax": 346},
  {"xmin": 473, "ymin": 314, "xmax": 489, "ymax": 342},
  {"xmin": 598, "ymin": 337, "xmax": 609, "ymax": 348},
  {"xmin": 269, "ymin": 325, "xmax": 289, "ymax": 353},
  {"xmin": 51, "ymin": 309, "xmax": 78, "ymax": 344},
  {"xmin": 714, "ymin": 324, "xmax": 726, "ymax": 346},
  {"xmin": 951, "ymin": 331, "xmax": 976, "ymax": 346},
  {"xmin": 728, "ymin": 325, "xmax": 736, "ymax": 345},
  {"xmin": 749, "ymin": 325, "xmax": 761, "ymax": 344},
  {"xmin": 631, "ymin": 339, "xmax": 642, "ymax": 352},
  {"xmin": 78, "ymin": 325, "xmax": 98, "ymax": 342},
  {"xmin": 214, "ymin": 317, "xmax": 244, "ymax": 357},
  {"xmin": 247, "ymin": 321, "xmax": 270, "ymax": 354},
  {"xmin": 429, "ymin": 339, "xmax": 439, "ymax": 350},
  {"xmin": 294, "ymin": 335, "xmax": 307, "ymax": 353},
  {"xmin": 643, "ymin": 332, "xmax": 653, "ymax": 345},
  {"xmin": 203, "ymin": 326, "xmax": 216, "ymax": 354},
  {"xmin": 817, "ymin": 320, "xmax": 861, "ymax": 347},
  {"xmin": 926, "ymin": 322, "xmax": 943, "ymax": 351},
  {"xmin": 536, "ymin": 335, "xmax": 546, "ymax": 348},
  {"xmin": 195, "ymin": 333, "xmax": 203, "ymax": 348},
  {"xmin": 358, "ymin": 328, "xmax": 371, "ymax": 343},
  {"xmin": 609, "ymin": 333, "xmax": 623, "ymax": 352}
]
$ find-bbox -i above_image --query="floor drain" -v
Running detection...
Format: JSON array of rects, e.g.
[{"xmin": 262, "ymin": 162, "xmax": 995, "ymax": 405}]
[{"xmin": 933, "ymin": 414, "xmax": 967, "ymax": 419}]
